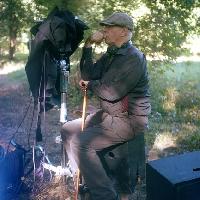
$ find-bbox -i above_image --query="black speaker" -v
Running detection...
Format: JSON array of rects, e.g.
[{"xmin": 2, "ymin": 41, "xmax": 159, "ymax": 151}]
[{"xmin": 146, "ymin": 151, "xmax": 200, "ymax": 200}]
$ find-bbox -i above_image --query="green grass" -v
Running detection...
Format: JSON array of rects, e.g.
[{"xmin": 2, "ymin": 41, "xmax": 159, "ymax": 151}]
[
  {"xmin": 165, "ymin": 61, "xmax": 200, "ymax": 81},
  {"xmin": 14, "ymin": 53, "xmax": 28, "ymax": 63},
  {"xmin": 0, "ymin": 53, "xmax": 28, "ymax": 67},
  {"xmin": 4, "ymin": 59, "xmax": 200, "ymax": 157},
  {"xmin": 7, "ymin": 68, "xmax": 27, "ymax": 84},
  {"xmin": 147, "ymin": 60, "xmax": 200, "ymax": 158}
]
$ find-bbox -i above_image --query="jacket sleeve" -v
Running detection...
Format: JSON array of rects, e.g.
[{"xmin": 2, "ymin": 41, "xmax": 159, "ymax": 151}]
[
  {"xmin": 88, "ymin": 54, "xmax": 146, "ymax": 102},
  {"xmin": 80, "ymin": 47, "xmax": 106, "ymax": 81}
]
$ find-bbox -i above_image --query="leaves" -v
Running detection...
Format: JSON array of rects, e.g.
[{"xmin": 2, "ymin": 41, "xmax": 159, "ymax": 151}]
[{"xmin": 0, "ymin": 0, "xmax": 199, "ymax": 64}]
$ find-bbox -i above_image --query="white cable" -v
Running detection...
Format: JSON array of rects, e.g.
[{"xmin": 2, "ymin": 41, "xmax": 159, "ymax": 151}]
[
  {"xmin": 43, "ymin": 163, "xmax": 73, "ymax": 177},
  {"xmin": 33, "ymin": 144, "xmax": 36, "ymax": 182}
]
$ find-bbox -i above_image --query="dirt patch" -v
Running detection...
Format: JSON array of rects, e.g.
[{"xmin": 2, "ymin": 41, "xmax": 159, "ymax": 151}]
[
  {"xmin": 0, "ymin": 72, "xmax": 73, "ymax": 199},
  {"xmin": 0, "ymin": 71, "xmax": 147, "ymax": 200}
]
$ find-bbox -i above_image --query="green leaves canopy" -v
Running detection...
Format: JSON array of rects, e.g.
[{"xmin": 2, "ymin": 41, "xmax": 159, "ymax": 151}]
[{"xmin": 0, "ymin": 0, "xmax": 199, "ymax": 63}]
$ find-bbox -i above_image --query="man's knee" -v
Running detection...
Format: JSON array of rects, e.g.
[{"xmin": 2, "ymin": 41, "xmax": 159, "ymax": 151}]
[
  {"xmin": 70, "ymin": 133, "xmax": 91, "ymax": 154},
  {"xmin": 70, "ymin": 134, "xmax": 82, "ymax": 151},
  {"xmin": 60, "ymin": 118, "xmax": 82, "ymax": 141}
]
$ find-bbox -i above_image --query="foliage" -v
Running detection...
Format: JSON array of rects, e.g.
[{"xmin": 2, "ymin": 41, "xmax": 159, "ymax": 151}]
[
  {"xmin": 149, "ymin": 70, "xmax": 171, "ymax": 114},
  {"xmin": 135, "ymin": 0, "xmax": 199, "ymax": 74},
  {"xmin": 147, "ymin": 60, "xmax": 200, "ymax": 154},
  {"xmin": 150, "ymin": 61, "xmax": 200, "ymax": 123},
  {"xmin": 73, "ymin": 0, "xmax": 199, "ymax": 63},
  {"xmin": 1, "ymin": 0, "xmax": 199, "ymax": 64},
  {"xmin": 0, "ymin": 0, "xmax": 34, "ymax": 59},
  {"xmin": 177, "ymin": 132, "xmax": 200, "ymax": 152}
]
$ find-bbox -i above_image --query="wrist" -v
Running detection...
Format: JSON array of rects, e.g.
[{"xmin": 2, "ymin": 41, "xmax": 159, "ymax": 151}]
[
  {"xmin": 84, "ymin": 37, "xmax": 93, "ymax": 48},
  {"xmin": 84, "ymin": 42, "xmax": 92, "ymax": 48}
]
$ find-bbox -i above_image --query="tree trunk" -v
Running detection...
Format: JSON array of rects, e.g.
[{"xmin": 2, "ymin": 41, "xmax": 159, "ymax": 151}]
[{"xmin": 9, "ymin": 35, "xmax": 16, "ymax": 61}]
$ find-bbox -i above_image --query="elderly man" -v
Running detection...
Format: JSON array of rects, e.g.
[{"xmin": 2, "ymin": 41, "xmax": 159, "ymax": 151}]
[{"xmin": 61, "ymin": 12, "xmax": 151, "ymax": 200}]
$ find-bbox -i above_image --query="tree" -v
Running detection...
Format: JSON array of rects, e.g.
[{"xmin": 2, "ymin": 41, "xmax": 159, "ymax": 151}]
[
  {"xmin": 0, "ymin": 0, "xmax": 33, "ymax": 60},
  {"xmin": 67, "ymin": 0, "xmax": 199, "ymax": 65},
  {"xmin": 1, "ymin": 0, "xmax": 199, "ymax": 64},
  {"xmin": 136, "ymin": 0, "xmax": 199, "ymax": 61}
]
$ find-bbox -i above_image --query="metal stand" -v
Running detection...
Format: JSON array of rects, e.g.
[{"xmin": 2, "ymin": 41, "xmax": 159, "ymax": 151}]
[
  {"xmin": 58, "ymin": 56, "xmax": 70, "ymax": 184},
  {"xmin": 59, "ymin": 57, "xmax": 70, "ymax": 123}
]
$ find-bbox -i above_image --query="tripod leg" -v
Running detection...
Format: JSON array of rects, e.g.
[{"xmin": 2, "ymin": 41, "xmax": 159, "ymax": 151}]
[{"xmin": 61, "ymin": 142, "xmax": 67, "ymax": 183}]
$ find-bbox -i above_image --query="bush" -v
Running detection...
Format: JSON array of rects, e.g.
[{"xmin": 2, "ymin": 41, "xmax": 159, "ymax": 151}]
[
  {"xmin": 177, "ymin": 132, "xmax": 200, "ymax": 152},
  {"xmin": 149, "ymin": 61, "xmax": 200, "ymax": 123}
]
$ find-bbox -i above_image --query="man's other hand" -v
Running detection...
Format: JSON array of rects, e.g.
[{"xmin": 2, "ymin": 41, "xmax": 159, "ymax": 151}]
[
  {"xmin": 90, "ymin": 31, "xmax": 104, "ymax": 44},
  {"xmin": 85, "ymin": 31, "xmax": 104, "ymax": 47}
]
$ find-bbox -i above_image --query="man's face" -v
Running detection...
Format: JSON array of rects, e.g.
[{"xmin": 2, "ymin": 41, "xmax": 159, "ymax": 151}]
[{"xmin": 102, "ymin": 26, "xmax": 125, "ymax": 46}]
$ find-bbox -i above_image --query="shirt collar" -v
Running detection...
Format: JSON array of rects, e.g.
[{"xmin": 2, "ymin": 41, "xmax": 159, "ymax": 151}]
[
  {"xmin": 116, "ymin": 40, "xmax": 132, "ymax": 55},
  {"xmin": 106, "ymin": 41, "xmax": 132, "ymax": 57}
]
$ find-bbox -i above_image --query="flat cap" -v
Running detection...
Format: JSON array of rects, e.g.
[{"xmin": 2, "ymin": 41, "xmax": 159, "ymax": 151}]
[{"xmin": 100, "ymin": 12, "xmax": 133, "ymax": 31}]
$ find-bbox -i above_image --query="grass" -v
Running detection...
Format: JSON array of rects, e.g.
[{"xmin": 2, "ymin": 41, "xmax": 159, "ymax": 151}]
[
  {"xmin": 0, "ymin": 53, "xmax": 28, "ymax": 68},
  {"xmin": 146, "ymin": 60, "xmax": 200, "ymax": 159},
  {"xmin": 7, "ymin": 68, "xmax": 27, "ymax": 83},
  {"xmin": 2, "ymin": 59, "xmax": 200, "ymax": 159},
  {"xmin": 165, "ymin": 61, "xmax": 200, "ymax": 81},
  {"xmin": 14, "ymin": 53, "xmax": 28, "ymax": 63},
  {"xmin": 0, "ymin": 63, "xmax": 28, "ymax": 87}
]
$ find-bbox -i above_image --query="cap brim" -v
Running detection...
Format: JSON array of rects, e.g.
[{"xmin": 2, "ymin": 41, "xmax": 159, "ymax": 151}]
[
  {"xmin": 100, "ymin": 21, "xmax": 133, "ymax": 30},
  {"xmin": 99, "ymin": 21, "xmax": 115, "ymax": 26}
]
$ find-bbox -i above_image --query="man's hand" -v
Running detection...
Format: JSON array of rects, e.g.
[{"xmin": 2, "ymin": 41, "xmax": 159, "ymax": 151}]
[
  {"xmin": 79, "ymin": 79, "xmax": 89, "ymax": 91},
  {"xmin": 85, "ymin": 31, "xmax": 104, "ymax": 47}
]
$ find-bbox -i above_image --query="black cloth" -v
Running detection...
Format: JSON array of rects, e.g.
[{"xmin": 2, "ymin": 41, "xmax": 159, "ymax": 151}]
[{"xmin": 25, "ymin": 7, "xmax": 88, "ymax": 99}]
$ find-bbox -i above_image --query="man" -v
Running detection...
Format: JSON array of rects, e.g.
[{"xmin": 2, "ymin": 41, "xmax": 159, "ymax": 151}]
[{"xmin": 61, "ymin": 12, "xmax": 151, "ymax": 200}]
